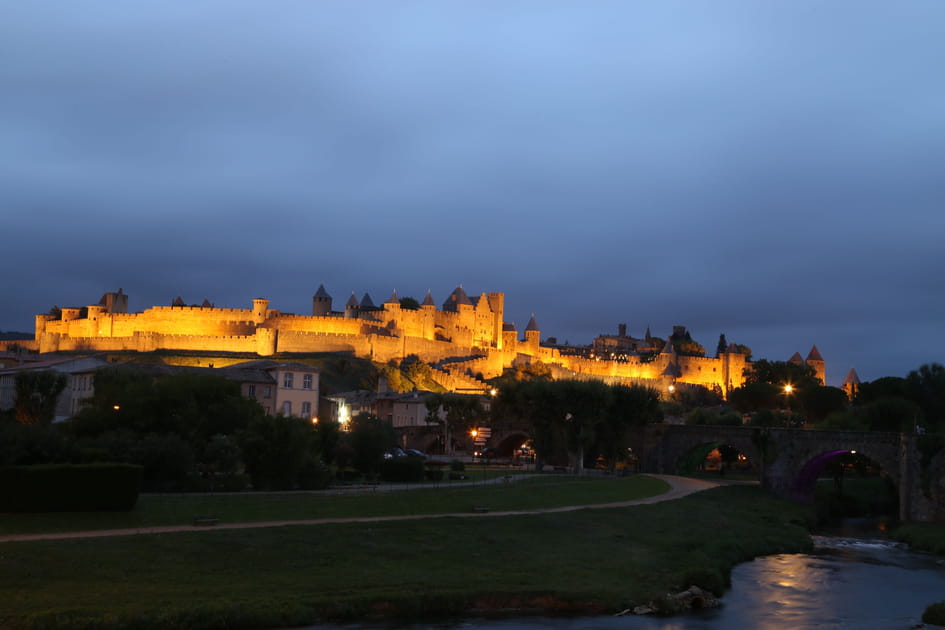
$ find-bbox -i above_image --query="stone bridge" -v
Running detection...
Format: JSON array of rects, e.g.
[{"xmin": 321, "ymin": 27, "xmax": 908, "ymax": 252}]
[{"xmin": 640, "ymin": 424, "xmax": 942, "ymax": 522}]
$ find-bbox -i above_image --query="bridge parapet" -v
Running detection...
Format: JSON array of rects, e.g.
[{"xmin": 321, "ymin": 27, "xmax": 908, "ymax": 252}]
[{"xmin": 643, "ymin": 424, "xmax": 942, "ymax": 522}]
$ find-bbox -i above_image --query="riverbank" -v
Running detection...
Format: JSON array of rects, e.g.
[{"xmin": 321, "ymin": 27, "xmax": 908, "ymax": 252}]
[
  {"xmin": 0, "ymin": 482, "xmax": 814, "ymax": 630},
  {"xmin": 892, "ymin": 522, "xmax": 945, "ymax": 624}
]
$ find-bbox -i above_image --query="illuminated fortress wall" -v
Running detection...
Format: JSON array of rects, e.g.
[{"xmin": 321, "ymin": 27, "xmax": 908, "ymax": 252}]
[{"xmin": 23, "ymin": 288, "xmax": 817, "ymax": 395}]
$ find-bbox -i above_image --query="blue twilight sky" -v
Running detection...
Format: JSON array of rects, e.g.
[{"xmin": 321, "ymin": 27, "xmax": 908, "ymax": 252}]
[{"xmin": 2, "ymin": 2, "xmax": 943, "ymax": 386}]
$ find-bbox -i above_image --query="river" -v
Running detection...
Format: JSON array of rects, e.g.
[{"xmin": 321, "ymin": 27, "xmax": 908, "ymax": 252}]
[{"xmin": 301, "ymin": 536, "xmax": 945, "ymax": 630}]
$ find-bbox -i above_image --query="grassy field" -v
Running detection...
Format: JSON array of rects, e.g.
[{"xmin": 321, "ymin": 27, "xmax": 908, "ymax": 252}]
[
  {"xmin": 0, "ymin": 473, "xmax": 666, "ymax": 535},
  {"xmin": 0, "ymin": 480, "xmax": 815, "ymax": 630}
]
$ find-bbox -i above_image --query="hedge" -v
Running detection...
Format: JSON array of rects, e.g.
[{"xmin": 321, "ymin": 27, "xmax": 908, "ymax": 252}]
[{"xmin": 0, "ymin": 463, "xmax": 142, "ymax": 512}]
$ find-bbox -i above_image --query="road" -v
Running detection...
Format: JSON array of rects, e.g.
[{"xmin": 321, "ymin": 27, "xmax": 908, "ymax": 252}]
[{"xmin": 0, "ymin": 474, "xmax": 717, "ymax": 544}]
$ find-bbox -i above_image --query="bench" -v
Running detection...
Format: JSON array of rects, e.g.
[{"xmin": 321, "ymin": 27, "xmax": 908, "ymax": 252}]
[
  {"xmin": 192, "ymin": 515, "xmax": 220, "ymax": 527},
  {"xmin": 472, "ymin": 505, "xmax": 490, "ymax": 513}
]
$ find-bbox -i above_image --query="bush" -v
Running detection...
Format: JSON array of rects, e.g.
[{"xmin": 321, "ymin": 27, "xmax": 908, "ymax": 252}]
[
  {"xmin": 678, "ymin": 566, "xmax": 726, "ymax": 596},
  {"xmin": 923, "ymin": 601, "xmax": 945, "ymax": 625},
  {"xmin": 380, "ymin": 457, "xmax": 424, "ymax": 482},
  {"xmin": 450, "ymin": 459, "xmax": 465, "ymax": 472},
  {"xmin": 0, "ymin": 463, "xmax": 141, "ymax": 512},
  {"xmin": 424, "ymin": 469, "xmax": 444, "ymax": 481},
  {"xmin": 298, "ymin": 459, "xmax": 332, "ymax": 490}
]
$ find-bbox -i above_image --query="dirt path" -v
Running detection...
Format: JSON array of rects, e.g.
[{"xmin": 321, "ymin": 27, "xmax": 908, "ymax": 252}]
[{"xmin": 0, "ymin": 474, "xmax": 717, "ymax": 544}]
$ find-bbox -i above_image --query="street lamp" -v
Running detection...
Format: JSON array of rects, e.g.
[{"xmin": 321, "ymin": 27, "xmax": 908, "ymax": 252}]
[{"xmin": 783, "ymin": 384, "xmax": 793, "ymax": 414}]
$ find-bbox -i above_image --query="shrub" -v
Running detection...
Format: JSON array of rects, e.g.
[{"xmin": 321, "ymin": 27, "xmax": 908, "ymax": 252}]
[
  {"xmin": 678, "ymin": 566, "xmax": 726, "ymax": 596},
  {"xmin": 381, "ymin": 457, "xmax": 424, "ymax": 482},
  {"xmin": 298, "ymin": 459, "xmax": 332, "ymax": 490},
  {"xmin": 923, "ymin": 601, "xmax": 945, "ymax": 625},
  {"xmin": 0, "ymin": 463, "xmax": 141, "ymax": 511},
  {"xmin": 450, "ymin": 459, "xmax": 465, "ymax": 472}
]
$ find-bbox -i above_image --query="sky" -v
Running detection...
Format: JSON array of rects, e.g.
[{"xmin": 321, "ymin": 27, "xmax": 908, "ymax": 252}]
[{"xmin": 2, "ymin": 2, "xmax": 943, "ymax": 386}]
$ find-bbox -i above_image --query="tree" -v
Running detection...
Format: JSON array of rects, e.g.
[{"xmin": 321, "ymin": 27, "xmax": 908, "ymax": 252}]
[
  {"xmin": 556, "ymin": 380, "xmax": 610, "ymax": 475},
  {"xmin": 595, "ymin": 384, "xmax": 662, "ymax": 472},
  {"xmin": 399, "ymin": 296, "xmax": 421, "ymax": 310},
  {"xmin": 239, "ymin": 415, "xmax": 315, "ymax": 490},
  {"xmin": 716, "ymin": 334, "xmax": 728, "ymax": 357},
  {"xmin": 425, "ymin": 393, "xmax": 485, "ymax": 455},
  {"xmin": 745, "ymin": 360, "xmax": 819, "ymax": 389},
  {"xmin": 906, "ymin": 363, "xmax": 945, "ymax": 432},
  {"xmin": 728, "ymin": 382, "xmax": 781, "ymax": 414},
  {"xmin": 798, "ymin": 386, "xmax": 848, "ymax": 424},
  {"xmin": 14, "ymin": 370, "xmax": 67, "ymax": 425},
  {"xmin": 493, "ymin": 379, "xmax": 566, "ymax": 471},
  {"xmin": 347, "ymin": 413, "xmax": 395, "ymax": 477}
]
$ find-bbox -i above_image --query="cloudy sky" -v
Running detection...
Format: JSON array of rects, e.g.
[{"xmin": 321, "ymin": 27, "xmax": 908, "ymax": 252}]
[{"xmin": 2, "ymin": 2, "xmax": 943, "ymax": 386}]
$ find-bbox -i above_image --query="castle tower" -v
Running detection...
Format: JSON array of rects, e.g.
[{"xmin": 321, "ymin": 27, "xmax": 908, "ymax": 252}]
[
  {"xmin": 344, "ymin": 293, "xmax": 359, "ymax": 319},
  {"xmin": 843, "ymin": 368, "xmax": 861, "ymax": 400},
  {"xmin": 252, "ymin": 298, "xmax": 269, "ymax": 325},
  {"xmin": 100, "ymin": 288, "xmax": 128, "ymax": 314},
  {"xmin": 312, "ymin": 284, "xmax": 332, "ymax": 316},
  {"xmin": 806, "ymin": 345, "xmax": 826, "ymax": 385},
  {"xmin": 486, "ymin": 292, "xmax": 505, "ymax": 349},
  {"xmin": 524, "ymin": 313, "xmax": 540, "ymax": 349}
]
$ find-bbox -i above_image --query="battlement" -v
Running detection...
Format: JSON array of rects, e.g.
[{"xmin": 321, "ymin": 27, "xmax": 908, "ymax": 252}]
[{"xmin": 29, "ymin": 287, "xmax": 820, "ymax": 395}]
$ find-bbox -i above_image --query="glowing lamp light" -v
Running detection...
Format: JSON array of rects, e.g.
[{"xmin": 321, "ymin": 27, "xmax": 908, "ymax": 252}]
[
  {"xmin": 112, "ymin": 404, "xmax": 120, "ymax": 411},
  {"xmin": 311, "ymin": 416, "xmax": 319, "ymax": 424},
  {"xmin": 783, "ymin": 384, "xmax": 794, "ymax": 394},
  {"xmin": 470, "ymin": 429, "xmax": 478, "ymax": 438},
  {"xmin": 668, "ymin": 384, "xmax": 675, "ymax": 393},
  {"xmin": 489, "ymin": 388, "xmax": 498, "ymax": 397}
]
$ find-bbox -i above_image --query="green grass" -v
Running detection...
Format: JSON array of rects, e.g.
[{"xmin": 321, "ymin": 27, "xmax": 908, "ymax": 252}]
[
  {"xmin": 892, "ymin": 522, "xmax": 945, "ymax": 555},
  {"xmin": 0, "ymin": 485, "xmax": 813, "ymax": 630},
  {"xmin": 0, "ymin": 474, "xmax": 669, "ymax": 536}
]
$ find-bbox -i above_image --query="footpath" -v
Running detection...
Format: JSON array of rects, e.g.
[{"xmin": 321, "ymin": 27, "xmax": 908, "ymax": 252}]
[{"xmin": 0, "ymin": 474, "xmax": 718, "ymax": 544}]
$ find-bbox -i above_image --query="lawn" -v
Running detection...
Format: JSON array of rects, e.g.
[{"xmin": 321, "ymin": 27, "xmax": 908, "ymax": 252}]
[
  {"xmin": 0, "ymin": 473, "xmax": 668, "ymax": 535},
  {"xmin": 0, "ymin": 483, "xmax": 815, "ymax": 630}
]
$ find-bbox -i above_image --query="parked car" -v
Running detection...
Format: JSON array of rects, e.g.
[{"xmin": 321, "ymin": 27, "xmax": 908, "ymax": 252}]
[
  {"xmin": 383, "ymin": 448, "xmax": 406, "ymax": 460},
  {"xmin": 404, "ymin": 449, "xmax": 428, "ymax": 459},
  {"xmin": 474, "ymin": 447, "xmax": 499, "ymax": 460}
]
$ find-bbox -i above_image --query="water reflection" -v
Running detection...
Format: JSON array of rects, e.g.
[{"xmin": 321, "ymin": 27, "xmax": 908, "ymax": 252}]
[{"xmin": 299, "ymin": 538, "xmax": 945, "ymax": 630}]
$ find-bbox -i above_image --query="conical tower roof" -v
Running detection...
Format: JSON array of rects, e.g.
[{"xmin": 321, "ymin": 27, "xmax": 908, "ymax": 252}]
[
  {"xmin": 661, "ymin": 336, "xmax": 676, "ymax": 355},
  {"xmin": 788, "ymin": 352, "xmax": 804, "ymax": 365},
  {"xmin": 807, "ymin": 345, "xmax": 824, "ymax": 362},
  {"xmin": 422, "ymin": 290, "xmax": 435, "ymax": 306},
  {"xmin": 387, "ymin": 289, "xmax": 399, "ymax": 304},
  {"xmin": 314, "ymin": 284, "xmax": 331, "ymax": 299},
  {"xmin": 843, "ymin": 368, "xmax": 861, "ymax": 385},
  {"xmin": 442, "ymin": 286, "xmax": 473, "ymax": 311},
  {"xmin": 525, "ymin": 313, "xmax": 539, "ymax": 332},
  {"xmin": 346, "ymin": 292, "xmax": 359, "ymax": 308},
  {"xmin": 360, "ymin": 293, "xmax": 376, "ymax": 309},
  {"xmin": 661, "ymin": 360, "xmax": 681, "ymax": 378}
]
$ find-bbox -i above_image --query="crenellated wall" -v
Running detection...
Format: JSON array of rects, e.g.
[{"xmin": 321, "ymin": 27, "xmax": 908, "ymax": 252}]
[{"xmin": 28, "ymin": 290, "xmax": 815, "ymax": 396}]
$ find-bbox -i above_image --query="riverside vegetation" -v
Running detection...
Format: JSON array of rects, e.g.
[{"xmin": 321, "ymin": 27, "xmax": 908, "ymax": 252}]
[
  {"xmin": 0, "ymin": 478, "xmax": 816, "ymax": 630},
  {"xmin": 892, "ymin": 522, "xmax": 945, "ymax": 624}
]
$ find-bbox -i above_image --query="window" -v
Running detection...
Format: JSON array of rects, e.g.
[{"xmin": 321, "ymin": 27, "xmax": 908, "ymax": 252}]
[
  {"xmin": 283, "ymin": 373, "xmax": 294, "ymax": 389},
  {"xmin": 248, "ymin": 384, "xmax": 256, "ymax": 399},
  {"xmin": 301, "ymin": 401, "xmax": 311, "ymax": 417},
  {"xmin": 302, "ymin": 374, "xmax": 313, "ymax": 390},
  {"xmin": 282, "ymin": 401, "xmax": 292, "ymax": 416},
  {"xmin": 264, "ymin": 386, "xmax": 272, "ymax": 399}
]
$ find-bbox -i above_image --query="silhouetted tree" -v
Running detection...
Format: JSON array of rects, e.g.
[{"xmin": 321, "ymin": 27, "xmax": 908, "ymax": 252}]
[{"xmin": 14, "ymin": 370, "xmax": 67, "ymax": 425}]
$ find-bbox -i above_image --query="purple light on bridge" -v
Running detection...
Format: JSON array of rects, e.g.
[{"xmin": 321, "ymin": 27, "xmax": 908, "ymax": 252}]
[{"xmin": 792, "ymin": 450, "xmax": 851, "ymax": 502}]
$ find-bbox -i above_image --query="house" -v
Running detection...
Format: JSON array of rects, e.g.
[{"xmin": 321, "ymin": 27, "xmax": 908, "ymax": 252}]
[{"xmin": 0, "ymin": 355, "xmax": 112, "ymax": 422}]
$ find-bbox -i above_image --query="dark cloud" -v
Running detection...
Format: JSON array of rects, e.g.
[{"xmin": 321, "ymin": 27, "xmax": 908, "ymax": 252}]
[{"xmin": 2, "ymin": 1, "xmax": 943, "ymax": 385}]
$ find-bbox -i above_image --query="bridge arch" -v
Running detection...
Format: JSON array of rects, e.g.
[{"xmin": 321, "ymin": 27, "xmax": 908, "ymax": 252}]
[{"xmin": 676, "ymin": 441, "xmax": 758, "ymax": 475}]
